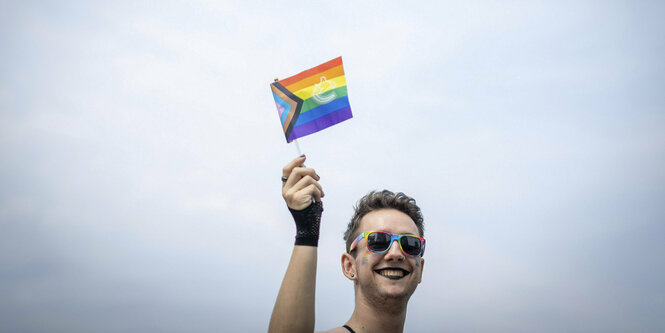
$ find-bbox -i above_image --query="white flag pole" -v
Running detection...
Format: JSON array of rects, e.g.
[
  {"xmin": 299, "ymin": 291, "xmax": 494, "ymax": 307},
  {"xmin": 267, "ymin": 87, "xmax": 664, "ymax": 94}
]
[{"xmin": 294, "ymin": 139, "xmax": 303, "ymax": 156}]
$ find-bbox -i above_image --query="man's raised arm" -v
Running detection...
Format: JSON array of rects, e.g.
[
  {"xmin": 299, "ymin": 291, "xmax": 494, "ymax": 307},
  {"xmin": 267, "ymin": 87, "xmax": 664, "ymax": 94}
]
[{"xmin": 269, "ymin": 155, "xmax": 325, "ymax": 333}]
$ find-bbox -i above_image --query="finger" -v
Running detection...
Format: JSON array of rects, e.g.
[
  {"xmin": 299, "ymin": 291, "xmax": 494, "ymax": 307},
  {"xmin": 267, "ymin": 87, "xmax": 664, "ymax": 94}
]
[
  {"xmin": 291, "ymin": 174, "xmax": 323, "ymax": 195},
  {"xmin": 284, "ymin": 174, "xmax": 324, "ymax": 209},
  {"xmin": 291, "ymin": 167, "xmax": 320, "ymax": 182},
  {"xmin": 282, "ymin": 155, "xmax": 307, "ymax": 179},
  {"xmin": 281, "ymin": 157, "xmax": 308, "ymax": 189},
  {"xmin": 299, "ymin": 183, "xmax": 323, "ymax": 203},
  {"xmin": 284, "ymin": 181, "xmax": 322, "ymax": 209},
  {"xmin": 284, "ymin": 167, "xmax": 319, "ymax": 189}
]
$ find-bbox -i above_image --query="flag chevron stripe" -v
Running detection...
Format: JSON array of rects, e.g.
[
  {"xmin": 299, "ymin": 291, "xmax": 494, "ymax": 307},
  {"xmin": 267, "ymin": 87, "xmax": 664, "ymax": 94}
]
[
  {"xmin": 272, "ymin": 92, "xmax": 291, "ymax": 124},
  {"xmin": 278, "ymin": 57, "xmax": 343, "ymax": 87},
  {"xmin": 293, "ymin": 75, "xmax": 346, "ymax": 100},
  {"xmin": 295, "ymin": 96, "xmax": 350, "ymax": 126},
  {"xmin": 300, "ymin": 86, "xmax": 348, "ymax": 114},
  {"xmin": 285, "ymin": 64, "xmax": 345, "ymax": 92},
  {"xmin": 270, "ymin": 82, "xmax": 303, "ymax": 139},
  {"xmin": 270, "ymin": 86, "xmax": 296, "ymax": 131}
]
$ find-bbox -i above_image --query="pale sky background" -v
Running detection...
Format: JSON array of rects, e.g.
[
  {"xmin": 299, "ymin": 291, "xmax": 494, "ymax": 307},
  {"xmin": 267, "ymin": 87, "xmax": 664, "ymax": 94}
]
[{"xmin": 1, "ymin": 1, "xmax": 664, "ymax": 332}]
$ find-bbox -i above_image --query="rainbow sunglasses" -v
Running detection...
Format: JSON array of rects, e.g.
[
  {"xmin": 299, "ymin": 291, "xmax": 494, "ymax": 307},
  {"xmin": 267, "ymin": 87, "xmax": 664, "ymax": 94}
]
[{"xmin": 349, "ymin": 231, "xmax": 426, "ymax": 257}]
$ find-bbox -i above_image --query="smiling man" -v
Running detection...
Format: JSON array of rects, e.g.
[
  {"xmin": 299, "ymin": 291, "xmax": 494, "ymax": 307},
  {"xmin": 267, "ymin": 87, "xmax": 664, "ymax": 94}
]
[{"xmin": 269, "ymin": 156, "xmax": 426, "ymax": 333}]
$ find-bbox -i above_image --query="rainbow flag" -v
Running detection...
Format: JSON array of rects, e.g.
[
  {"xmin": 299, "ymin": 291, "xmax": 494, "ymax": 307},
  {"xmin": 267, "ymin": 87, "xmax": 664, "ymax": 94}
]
[{"xmin": 270, "ymin": 56, "xmax": 353, "ymax": 142}]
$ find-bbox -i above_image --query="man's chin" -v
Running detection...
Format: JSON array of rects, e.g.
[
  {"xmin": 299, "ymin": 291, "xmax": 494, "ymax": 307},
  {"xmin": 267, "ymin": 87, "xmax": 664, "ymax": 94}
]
[
  {"xmin": 374, "ymin": 280, "xmax": 417, "ymax": 300},
  {"xmin": 357, "ymin": 274, "xmax": 418, "ymax": 305}
]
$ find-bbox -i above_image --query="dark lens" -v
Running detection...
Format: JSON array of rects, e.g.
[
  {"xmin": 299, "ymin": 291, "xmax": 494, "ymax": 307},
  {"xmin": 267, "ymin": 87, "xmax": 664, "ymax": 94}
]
[
  {"xmin": 367, "ymin": 232, "xmax": 391, "ymax": 252},
  {"xmin": 400, "ymin": 236, "xmax": 422, "ymax": 256}
]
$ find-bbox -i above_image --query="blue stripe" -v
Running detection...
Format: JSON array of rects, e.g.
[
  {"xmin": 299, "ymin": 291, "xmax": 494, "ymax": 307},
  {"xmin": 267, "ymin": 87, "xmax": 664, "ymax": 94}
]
[
  {"xmin": 272, "ymin": 92, "xmax": 291, "ymax": 125},
  {"xmin": 295, "ymin": 96, "xmax": 350, "ymax": 126}
]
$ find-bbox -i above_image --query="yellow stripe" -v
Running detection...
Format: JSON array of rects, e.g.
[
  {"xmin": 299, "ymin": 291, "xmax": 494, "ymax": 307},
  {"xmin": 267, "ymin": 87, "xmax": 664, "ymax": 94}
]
[{"xmin": 293, "ymin": 75, "xmax": 347, "ymax": 100}]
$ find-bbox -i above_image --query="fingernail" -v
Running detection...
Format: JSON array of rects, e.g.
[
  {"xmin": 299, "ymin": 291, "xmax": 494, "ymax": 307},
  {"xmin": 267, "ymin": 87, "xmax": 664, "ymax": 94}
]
[{"xmin": 300, "ymin": 154, "xmax": 306, "ymax": 157}]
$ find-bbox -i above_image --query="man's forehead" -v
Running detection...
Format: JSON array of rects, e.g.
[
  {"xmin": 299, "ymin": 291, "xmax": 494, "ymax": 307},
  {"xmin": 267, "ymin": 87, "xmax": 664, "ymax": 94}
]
[{"xmin": 358, "ymin": 209, "xmax": 419, "ymax": 235}]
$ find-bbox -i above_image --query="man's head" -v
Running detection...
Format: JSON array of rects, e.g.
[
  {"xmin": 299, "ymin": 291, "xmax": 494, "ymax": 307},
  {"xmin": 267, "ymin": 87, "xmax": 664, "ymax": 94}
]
[
  {"xmin": 341, "ymin": 190, "xmax": 425, "ymax": 308},
  {"xmin": 343, "ymin": 190, "xmax": 424, "ymax": 254}
]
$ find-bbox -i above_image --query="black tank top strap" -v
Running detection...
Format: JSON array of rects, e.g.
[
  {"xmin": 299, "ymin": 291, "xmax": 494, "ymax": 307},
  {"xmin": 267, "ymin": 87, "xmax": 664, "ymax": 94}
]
[{"xmin": 342, "ymin": 324, "xmax": 356, "ymax": 333}]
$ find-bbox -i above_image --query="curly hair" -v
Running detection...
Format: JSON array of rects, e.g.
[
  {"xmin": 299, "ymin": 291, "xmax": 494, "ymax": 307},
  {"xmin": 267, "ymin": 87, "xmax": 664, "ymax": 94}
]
[{"xmin": 343, "ymin": 190, "xmax": 424, "ymax": 255}]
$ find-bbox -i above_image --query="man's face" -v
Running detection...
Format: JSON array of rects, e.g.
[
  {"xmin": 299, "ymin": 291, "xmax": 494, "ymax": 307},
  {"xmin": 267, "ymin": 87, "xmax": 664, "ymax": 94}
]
[{"xmin": 349, "ymin": 209, "xmax": 425, "ymax": 302}]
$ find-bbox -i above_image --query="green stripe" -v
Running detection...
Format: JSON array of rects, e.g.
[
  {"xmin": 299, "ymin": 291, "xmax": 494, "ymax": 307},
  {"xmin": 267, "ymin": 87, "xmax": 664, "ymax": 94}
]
[{"xmin": 301, "ymin": 85, "xmax": 348, "ymax": 113}]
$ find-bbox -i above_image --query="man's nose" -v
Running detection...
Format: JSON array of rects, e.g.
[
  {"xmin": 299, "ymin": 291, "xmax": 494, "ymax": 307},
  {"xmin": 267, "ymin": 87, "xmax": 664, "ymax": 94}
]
[{"xmin": 384, "ymin": 240, "xmax": 404, "ymax": 260}]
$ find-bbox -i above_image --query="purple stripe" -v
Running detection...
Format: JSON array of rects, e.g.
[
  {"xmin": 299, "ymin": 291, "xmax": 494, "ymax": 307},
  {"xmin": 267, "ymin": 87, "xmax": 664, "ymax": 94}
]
[{"xmin": 288, "ymin": 106, "xmax": 353, "ymax": 141}]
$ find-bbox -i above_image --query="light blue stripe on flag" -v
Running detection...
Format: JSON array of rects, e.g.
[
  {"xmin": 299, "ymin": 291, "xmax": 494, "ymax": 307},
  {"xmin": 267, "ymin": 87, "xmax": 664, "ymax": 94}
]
[{"xmin": 272, "ymin": 92, "xmax": 291, "ymax": 125}]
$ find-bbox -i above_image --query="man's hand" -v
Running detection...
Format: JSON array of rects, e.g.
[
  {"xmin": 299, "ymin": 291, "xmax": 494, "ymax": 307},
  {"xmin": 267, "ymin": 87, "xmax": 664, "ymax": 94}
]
[{"xmin": 282, "ymin": 155, "xmax": 324, "ymax": 210}]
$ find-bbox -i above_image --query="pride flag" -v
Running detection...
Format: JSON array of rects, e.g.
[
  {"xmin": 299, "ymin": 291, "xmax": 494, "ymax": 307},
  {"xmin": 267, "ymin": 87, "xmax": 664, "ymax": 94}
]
[{"xmin": 270, "ymin": 56, "xmax": 353, "ymax": 142}]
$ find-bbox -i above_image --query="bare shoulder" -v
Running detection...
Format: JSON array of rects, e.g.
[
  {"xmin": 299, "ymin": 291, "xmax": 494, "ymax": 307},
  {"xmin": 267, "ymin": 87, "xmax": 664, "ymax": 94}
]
[{"xmin": 316, "ymin": 327, "xmax": 349, "ymax": 333}]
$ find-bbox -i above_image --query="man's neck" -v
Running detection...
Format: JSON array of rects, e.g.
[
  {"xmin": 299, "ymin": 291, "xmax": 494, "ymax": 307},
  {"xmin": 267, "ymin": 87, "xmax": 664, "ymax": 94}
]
[{"xmin": 345, "ymin": 294, "xmax": 408, "ymax": 333}]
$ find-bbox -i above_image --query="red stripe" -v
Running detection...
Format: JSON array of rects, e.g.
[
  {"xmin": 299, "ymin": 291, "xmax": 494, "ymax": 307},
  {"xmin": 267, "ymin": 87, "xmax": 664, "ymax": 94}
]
[{"xmin": 279, "ymin": 57, "xmax": 343, "ymax": 87}]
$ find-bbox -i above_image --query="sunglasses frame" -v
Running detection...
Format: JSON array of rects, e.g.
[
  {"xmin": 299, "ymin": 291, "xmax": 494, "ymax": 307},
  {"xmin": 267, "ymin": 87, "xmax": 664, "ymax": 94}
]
[{"xmin": 349, "ymin": 231, "xmax": 426, "ymax": 257}]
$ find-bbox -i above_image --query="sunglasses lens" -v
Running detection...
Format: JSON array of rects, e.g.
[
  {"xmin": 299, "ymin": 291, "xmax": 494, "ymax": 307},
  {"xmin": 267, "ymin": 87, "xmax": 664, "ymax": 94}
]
[
  {"xmin": 367, "ymin": 232, "xmax": 391, "ymax": 252},
  {"xmin": 400, "ymin": 236, "xmax": 422, "ymax": 256}
]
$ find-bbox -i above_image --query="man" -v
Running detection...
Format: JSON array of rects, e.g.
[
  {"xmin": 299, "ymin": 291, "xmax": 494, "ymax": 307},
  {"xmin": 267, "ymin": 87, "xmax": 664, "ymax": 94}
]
[{"xmin": 269, "ymin": 155, "xmax": 426, "ymax": 333}]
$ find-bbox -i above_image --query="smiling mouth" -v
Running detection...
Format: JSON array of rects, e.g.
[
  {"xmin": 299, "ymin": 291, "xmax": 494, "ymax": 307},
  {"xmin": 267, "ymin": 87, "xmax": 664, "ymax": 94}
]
[{"xmin": 375, "ymin": 268, "xmax": 410, "ymax": 280}]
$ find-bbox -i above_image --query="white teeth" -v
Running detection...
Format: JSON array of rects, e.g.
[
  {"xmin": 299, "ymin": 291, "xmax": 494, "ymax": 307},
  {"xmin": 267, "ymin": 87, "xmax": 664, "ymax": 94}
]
[{"xmin": 379, "ymin": 269, "xmax": 405, "ymax": 277}]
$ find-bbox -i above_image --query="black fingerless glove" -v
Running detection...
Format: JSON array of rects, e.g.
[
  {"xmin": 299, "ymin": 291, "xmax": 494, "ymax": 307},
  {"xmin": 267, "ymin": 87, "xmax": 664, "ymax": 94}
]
[{"xmin": 289, "ymin": 201, "xmax": 324, "ymax": 247}]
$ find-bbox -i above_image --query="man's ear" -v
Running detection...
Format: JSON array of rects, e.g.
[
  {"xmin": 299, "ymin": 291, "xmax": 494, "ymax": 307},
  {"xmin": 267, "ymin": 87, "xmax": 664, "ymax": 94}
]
[
  {"xmin": 417, "ymin": 258, "xmax": 425, "ymax": 283},
  {"xmin": 341, "ymin": 252, "xmax": 357, "ymax": 280}
]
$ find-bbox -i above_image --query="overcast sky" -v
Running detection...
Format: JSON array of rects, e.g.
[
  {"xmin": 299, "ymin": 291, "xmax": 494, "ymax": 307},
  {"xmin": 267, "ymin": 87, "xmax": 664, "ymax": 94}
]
[{"xmin": 1, "ymin": 1, "xmax": 664, "ymax": 332}]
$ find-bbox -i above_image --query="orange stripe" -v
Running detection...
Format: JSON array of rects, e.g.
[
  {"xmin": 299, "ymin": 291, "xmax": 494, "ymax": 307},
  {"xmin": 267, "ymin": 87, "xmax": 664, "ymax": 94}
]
[
  {"xmin": 285, "ymin": 65, "xmax": 345, "ymax": 92},
  {"xmin": 279, "ymin": 57, "xmax": 343, "ymax": 87}
]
